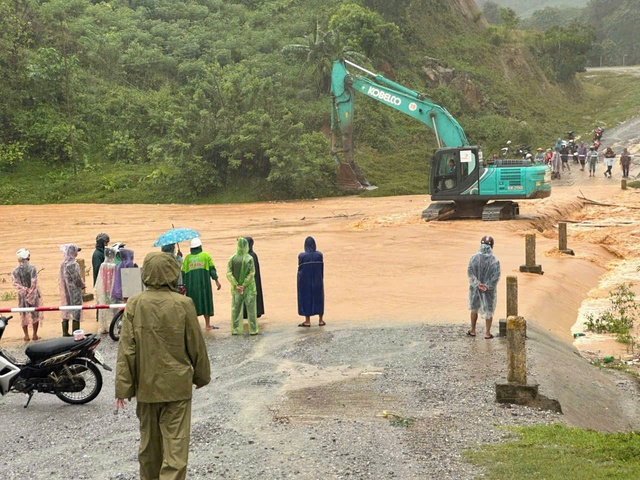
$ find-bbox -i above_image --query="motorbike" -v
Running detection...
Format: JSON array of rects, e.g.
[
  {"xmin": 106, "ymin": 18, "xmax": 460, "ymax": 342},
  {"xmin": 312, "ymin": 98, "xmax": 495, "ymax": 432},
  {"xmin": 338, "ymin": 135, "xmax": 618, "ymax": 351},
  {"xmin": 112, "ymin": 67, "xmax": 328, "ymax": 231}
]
[
  {"xmin": 0, "ymin": 315, "xmax": 111, "ymax": 407},
  {"xmin": 109, "ymin": 309, "xmax": 124, "ymax": 341},
  {"xmin": 594, "ymin": 127, "xmax": 604, "ymax": 141},
  {"xmin": 515, "ymin": 144, "xmax": 531, "ymax": 159},
  {"xmin": 500, "ymin": 140, "xmax": 512, "ymax": 158}
]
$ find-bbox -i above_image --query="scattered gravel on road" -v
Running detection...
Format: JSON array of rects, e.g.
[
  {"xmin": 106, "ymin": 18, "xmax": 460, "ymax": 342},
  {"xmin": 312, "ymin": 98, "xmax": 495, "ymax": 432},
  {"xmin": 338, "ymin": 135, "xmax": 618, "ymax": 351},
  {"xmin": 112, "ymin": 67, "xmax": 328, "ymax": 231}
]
[{"xmin": 0, "ymin": 324, "xmax": 560, "ymax": 479}]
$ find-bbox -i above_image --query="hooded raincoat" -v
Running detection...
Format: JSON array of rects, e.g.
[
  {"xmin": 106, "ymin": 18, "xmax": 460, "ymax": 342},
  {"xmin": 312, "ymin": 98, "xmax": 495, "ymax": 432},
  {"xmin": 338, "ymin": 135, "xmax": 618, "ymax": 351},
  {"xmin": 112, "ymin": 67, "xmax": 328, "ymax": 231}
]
[
  {"xmin": 243, "ymin": 237, "xmax": 264, "ymax": 319},
  {"xmin": 182, "ymin": 246, "xmax": 219, "ymax": 316},
  {"xmin": 12, "ymin": 257, "xmax": 42, "ymax": 327},
  {"xmin": 112, "ymin": 248, "xmax": 136, "ymax": 301},
  {"xmin": 116, "ymin": 252, "xmax": 210, "ymax": 480},
  {"xmin": 551, "ymin": 150, "xmax": 561, "ymax": 177},
  {"xmin": 95, "ymin": 247, "xmax": 117, "ymax": 332},
  {"xmin": 588, "ymin": 148, "xmax": 599, "ymax": 174},
  {"xmin": 59, "ymin": 244, "xmax": 85, "ymax": 324},
  {"xmin": 92, "ymin": 234, "xmax": 109, "ymax": 286},
  {"xmin": 226, "ymin": 238, "xmax": 258, "ymax": 335},
  {"xmin": 620, "ymin": 147, "xmax": 632, "ymax": 178},
  {"xmin": 297, "ymin": 237, "xmax": 324, "ymax": 317},
  {"xmin": 468, "ymin": 244, "xmax": 501, "ymax": 319},
  {"xmin": 577, "ymin": 142, "xmax": 587, "ymax": 166}
]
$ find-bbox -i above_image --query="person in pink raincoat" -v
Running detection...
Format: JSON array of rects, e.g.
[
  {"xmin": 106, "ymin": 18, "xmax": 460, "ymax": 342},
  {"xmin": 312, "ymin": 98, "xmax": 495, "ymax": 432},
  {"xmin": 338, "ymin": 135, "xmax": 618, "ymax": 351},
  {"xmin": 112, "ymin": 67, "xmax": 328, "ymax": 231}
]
[
  {"xmin": 12, "ymin": 248, "xmax": 43, "ymax": 342},
  {"xmin": 95, "ymin": 246, "xmax": 118, "ymax": 334}
]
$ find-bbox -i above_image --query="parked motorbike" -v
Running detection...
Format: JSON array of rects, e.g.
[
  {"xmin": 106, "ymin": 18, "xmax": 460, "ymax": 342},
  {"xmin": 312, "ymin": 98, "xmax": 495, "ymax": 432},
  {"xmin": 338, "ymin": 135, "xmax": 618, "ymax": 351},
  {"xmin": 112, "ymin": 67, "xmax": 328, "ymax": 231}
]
[
  {"xmin": 594, "ymin": 127, "xmax": 604, "ymax": 141},
  {"xmin": 500, "ymin": 140, "xmax": 512, "ymax": 158},
  {"xmin": 515, "ymin": 144, "xmax": 531, "ymax": 159},
  {"xmin": 0, "ymin": 315, "xmax": 111, "ymax": 407},
  {"xmin": 109, "ymin": 309, "xmax": 124, "ymax": 341}
]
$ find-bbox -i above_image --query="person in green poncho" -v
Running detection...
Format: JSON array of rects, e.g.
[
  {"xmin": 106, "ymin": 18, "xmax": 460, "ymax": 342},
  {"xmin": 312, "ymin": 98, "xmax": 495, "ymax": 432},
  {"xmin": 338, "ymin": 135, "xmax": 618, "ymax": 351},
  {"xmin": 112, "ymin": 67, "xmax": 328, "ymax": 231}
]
[
  {"xmin": 226, "ymin": 237, "xmax": 258, "ymax": 335},
  {"xmin": 182, "ymin": 238, "xmax": 222, "ymax": 330}
]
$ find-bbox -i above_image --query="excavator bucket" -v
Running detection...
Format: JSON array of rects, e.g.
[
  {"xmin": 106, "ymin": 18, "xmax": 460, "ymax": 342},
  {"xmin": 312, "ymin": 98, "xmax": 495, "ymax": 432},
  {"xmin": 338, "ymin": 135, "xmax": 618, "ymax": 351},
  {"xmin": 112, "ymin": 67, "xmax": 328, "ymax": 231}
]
[{"xmin": 336, "ymin": 161, "xmax": 377, "ymax": 192}]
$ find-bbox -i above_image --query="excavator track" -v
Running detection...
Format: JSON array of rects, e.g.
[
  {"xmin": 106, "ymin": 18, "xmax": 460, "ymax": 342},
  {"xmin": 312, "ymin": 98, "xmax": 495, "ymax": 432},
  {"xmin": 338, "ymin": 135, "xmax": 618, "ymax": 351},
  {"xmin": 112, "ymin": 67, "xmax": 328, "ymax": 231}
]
[
  {"xmin": 422, "ymin": 200, "xmax": 519, "ymax": 221},
  {"xmin": 421, "ymin": 202, "xmax": 458, "ymax": 221},
  {"xmin": 481, "ymin": 201, "xmax": 519, "ymax": 221}
]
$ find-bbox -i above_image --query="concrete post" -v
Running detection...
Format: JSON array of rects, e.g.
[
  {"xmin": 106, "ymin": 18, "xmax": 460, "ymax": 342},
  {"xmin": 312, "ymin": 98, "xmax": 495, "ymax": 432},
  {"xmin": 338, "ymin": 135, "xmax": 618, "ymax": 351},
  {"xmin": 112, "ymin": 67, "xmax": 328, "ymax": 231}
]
[
  {"xmin": 525, "ymin": 234, "xmax": 535, "ymax": 266},
  {"xmin": 495, "ymin": 313, "xmax": 562, "ymax": 412},
  {"xmin": 622, "ymin": 179, "xmax": 627, "ymax": 190},
  {"xmin": 506, "ymin": 276, "xmax": 518, "ymax": 317},
  {"xmin": 558, "ymin": 222, "xmax": 567, "ymax": 251},
  {"xmin": 558, "ymin": 222, "xmax": 575, "ymax": 255},
  {"xmin": 499, "ymin": 276, "xmax": 518, "ymax": 337},
  {"xmin": 507, "ymin": 315, "xmax": 527, "ymax": 384},
  {"xmin": 519, "ymin": 233, "xmax": 543, "ymax": 274}
]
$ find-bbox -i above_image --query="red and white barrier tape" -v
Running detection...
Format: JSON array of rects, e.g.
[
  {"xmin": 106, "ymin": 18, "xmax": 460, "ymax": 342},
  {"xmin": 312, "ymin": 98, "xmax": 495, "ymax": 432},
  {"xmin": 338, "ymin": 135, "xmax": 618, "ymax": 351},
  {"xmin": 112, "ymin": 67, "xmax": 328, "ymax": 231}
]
[{"xmin": 0, "ymin": 304, "xmax": 127, "ymax": 313}]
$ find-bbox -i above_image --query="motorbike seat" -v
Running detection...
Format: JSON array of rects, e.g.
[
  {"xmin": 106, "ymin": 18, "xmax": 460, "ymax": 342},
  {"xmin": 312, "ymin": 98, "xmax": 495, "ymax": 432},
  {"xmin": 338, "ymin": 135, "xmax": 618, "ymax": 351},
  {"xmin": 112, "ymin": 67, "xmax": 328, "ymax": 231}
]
[{"xmin": 25, "ymin": 335, "xmax": 95, "ymax": 361}]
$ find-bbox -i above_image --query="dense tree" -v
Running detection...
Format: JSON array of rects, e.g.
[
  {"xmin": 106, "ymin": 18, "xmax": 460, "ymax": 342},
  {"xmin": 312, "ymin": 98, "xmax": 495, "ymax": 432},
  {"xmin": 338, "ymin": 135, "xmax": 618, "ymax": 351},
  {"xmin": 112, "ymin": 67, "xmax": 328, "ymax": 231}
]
[
  {"xmin": 482, "ymin": 1, "xmax": 500, "ymax": 24},
  {"xmin": 537, "ymin": 22, "xmax": 595, "ymax": 81},
  {"xmin": 327, "ymin": 4, "xmax": 401, "ymax": 58},
  {"xmin": 281, "ymin": 24, "xmax": 367, "ymax": 96},
  {"xmin": 523, "ymin": 7, "xmax": 573, "ymax": 30},
  {"xmin": 498, "ymin": 6, "xmax": 519, "ymax": 29}
]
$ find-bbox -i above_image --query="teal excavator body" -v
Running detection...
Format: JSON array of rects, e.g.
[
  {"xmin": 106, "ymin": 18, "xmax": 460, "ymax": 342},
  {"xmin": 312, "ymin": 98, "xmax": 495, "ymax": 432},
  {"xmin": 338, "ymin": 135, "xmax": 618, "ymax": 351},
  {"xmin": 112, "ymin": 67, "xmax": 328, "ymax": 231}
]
[{"xmin": 330, "ymin": 59, "xmax": 551, "ymax": 220}]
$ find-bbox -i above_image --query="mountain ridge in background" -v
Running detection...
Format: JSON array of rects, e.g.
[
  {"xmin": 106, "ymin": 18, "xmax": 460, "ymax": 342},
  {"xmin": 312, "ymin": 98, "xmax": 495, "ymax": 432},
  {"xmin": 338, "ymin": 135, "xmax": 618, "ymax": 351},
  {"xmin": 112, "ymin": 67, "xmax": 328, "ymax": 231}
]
[{"xmin": 479, "ymin": 0, "xmax": 589, "ymax": 16}]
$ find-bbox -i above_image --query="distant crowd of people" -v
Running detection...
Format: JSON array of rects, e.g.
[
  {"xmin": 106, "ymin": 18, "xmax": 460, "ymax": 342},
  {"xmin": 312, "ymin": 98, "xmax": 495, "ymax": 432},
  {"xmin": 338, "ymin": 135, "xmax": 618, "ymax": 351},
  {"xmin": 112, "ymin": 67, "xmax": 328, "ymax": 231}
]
[
  {"xmin": 11, "ymin": 232, "xmax": 326, "ymax": 342},
  {"xmin": 546, "ymin": 141, "xmax": 633, "ymax": 180}
]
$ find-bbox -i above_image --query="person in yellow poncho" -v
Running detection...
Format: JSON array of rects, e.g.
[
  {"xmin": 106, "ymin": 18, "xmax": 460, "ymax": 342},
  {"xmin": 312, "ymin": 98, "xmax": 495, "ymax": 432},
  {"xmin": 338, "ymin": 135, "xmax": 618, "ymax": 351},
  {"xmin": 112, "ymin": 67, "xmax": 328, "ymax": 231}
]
[
  {"xmin": 226, "ymin": 237, "xmax": 258, "ymax": 335},
  {"xmin": 115, "ymin": 252, "xmax": 211, "ymax": 480}
]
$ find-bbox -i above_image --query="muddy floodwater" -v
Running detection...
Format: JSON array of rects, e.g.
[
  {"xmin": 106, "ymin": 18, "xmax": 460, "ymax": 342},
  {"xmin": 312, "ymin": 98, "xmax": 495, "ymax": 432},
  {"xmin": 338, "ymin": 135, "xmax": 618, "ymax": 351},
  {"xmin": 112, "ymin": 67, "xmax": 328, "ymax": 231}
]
[{"xmin": 1, "ymin": 174, "xmax": 639, "ymax": 360}]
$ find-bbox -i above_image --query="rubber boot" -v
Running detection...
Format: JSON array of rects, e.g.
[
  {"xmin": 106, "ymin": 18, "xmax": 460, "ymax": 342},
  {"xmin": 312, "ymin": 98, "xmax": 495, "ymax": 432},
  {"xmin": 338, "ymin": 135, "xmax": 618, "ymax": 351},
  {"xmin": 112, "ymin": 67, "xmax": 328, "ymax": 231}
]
[
  {"xmin": 72, "ymin": 320, "xmax": 80, "ymax": 334},
  {"xmin": 62, "ymin": 320, "xmax": 71, "ymax": 337}
]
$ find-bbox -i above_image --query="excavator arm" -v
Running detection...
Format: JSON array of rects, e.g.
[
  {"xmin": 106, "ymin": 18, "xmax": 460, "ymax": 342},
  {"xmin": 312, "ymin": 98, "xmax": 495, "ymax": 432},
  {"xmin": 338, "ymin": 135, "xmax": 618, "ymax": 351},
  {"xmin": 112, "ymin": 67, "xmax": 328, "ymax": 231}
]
[{"xmin": 330, "ymin": 59, "xmax": 469, "ymax": 190}]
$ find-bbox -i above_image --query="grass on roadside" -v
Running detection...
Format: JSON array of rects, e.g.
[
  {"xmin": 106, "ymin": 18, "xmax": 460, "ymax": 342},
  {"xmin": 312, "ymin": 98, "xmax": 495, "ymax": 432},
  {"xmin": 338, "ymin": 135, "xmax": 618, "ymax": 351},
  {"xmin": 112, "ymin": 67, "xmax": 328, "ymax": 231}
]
[{"xmin": 468, "ymin": 424, "xmax": 640, "ymax": 479}]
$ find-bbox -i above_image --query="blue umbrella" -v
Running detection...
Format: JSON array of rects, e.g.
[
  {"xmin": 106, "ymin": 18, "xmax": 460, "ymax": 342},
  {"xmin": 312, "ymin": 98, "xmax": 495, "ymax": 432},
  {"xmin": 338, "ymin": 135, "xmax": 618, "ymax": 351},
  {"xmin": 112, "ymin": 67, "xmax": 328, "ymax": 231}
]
[{"xmin": 153, "ymin": 228, "xmax": 200, "ymax": 247}]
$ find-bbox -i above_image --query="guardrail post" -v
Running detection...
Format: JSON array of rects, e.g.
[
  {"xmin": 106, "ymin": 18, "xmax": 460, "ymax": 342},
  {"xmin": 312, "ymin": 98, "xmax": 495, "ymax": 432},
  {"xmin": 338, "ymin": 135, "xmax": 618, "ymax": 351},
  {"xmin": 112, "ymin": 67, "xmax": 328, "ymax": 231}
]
[
  {"xmin": 558, "ymin": 222, "xmax": 574, "ymax": 255},
  {"xmin": 519, "ymin": 233, "xmax": 543, "ymax": 274},
  {"xmin": 499, "ymin": 276, "xmax": 518, "ymax": 337}
]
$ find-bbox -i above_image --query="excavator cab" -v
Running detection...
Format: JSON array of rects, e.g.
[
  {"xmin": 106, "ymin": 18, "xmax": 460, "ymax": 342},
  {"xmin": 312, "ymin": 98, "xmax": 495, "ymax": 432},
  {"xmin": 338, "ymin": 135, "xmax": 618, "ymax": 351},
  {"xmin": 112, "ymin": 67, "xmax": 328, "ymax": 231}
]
[{"xmin": 431, "ymin": 147, "xmax": 482, "ymax": 198}]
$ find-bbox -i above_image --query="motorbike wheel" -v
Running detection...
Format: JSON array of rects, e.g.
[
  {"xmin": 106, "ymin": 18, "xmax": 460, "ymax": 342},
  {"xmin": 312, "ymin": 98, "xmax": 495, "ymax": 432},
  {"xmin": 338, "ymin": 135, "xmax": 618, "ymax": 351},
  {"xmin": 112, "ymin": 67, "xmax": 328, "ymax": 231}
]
[
  {"xmin": 55, "ymin": 359, "xmax": 103, "ymax": 405},
  {"xmin": 109, "ymin": 310, "xmax": 124, "ymax": 342}
]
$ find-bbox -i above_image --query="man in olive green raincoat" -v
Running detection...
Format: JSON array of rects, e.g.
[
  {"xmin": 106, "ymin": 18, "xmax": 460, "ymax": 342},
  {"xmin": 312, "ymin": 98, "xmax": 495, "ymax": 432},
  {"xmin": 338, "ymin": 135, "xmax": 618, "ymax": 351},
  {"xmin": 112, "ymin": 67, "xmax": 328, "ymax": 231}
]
[
  {"xmin": 115, "ymin": 252, "xmax": 211, "ymax": 480},
  {"xmin": 226, "ymin": 237, "xmax": 258, "ymax": 335}
]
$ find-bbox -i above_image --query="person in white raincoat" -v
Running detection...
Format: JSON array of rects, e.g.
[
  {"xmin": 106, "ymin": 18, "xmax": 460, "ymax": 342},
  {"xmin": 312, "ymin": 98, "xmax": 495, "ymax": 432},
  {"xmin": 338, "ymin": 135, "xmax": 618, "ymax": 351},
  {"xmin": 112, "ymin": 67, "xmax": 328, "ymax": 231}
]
[
  {"xmin": 467, "ymin": 236, "xmax": 501, "ymax": 339},
  {"xmin": 58, "ymin": 244, "xmax": 85, "ymax": 337}
]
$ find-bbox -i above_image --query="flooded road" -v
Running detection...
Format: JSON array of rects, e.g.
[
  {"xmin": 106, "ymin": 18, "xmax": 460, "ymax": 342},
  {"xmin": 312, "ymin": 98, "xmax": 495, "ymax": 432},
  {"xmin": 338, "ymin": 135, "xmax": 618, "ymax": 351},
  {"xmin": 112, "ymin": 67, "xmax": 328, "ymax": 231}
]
[{"xmin": 0, "ymin": 177, "xmax": 633, "ymax": 356}]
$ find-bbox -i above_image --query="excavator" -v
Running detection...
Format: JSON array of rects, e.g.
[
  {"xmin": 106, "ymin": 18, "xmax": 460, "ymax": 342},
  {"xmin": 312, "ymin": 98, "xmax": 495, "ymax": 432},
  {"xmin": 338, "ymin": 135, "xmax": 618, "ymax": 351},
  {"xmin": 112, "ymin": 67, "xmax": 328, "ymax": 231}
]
[{"xmin": 330, "ymin": 59, "xmax": 551, "ymax": 220}]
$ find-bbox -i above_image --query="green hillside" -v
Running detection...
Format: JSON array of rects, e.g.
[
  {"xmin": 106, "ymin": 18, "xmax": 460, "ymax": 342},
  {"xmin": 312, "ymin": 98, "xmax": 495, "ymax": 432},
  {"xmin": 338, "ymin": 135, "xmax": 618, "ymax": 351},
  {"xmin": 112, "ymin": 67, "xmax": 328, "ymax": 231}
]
[{"xmin": 0, "ymin": 0, "xmax": 638, "ymax": 204}]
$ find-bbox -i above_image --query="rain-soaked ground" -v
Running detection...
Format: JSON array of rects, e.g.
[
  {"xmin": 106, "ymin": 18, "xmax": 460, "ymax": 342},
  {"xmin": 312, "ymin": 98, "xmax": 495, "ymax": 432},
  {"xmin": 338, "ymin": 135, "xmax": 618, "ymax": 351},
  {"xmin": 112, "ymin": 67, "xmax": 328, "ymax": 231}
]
[{"xmin": 1, "ymin": 121, "xmax": 640, "ymax": 478}]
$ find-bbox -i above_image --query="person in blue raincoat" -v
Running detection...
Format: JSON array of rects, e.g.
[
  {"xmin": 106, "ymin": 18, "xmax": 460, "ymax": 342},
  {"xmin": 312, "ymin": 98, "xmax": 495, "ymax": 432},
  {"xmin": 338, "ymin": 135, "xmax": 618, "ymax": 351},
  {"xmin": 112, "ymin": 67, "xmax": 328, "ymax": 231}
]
[
  {"xmin": 297, "ymin": 236, "xmax": 325, "ymax": 327},
  {"xmin": 467, "ymin": 236, "xmax": 500, "ymax": 339}
]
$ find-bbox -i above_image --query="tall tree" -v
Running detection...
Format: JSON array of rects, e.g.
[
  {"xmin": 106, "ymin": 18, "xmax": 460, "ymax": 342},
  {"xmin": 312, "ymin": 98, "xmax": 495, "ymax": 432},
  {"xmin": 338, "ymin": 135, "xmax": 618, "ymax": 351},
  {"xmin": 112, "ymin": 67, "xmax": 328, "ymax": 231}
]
[
  {"xmin": 282, "ymin": 23, "xmax": 368, "ymax": 95},
  {"xmin": 39, "ymin": 0, "xmax": 88, "ymax": 172}
]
